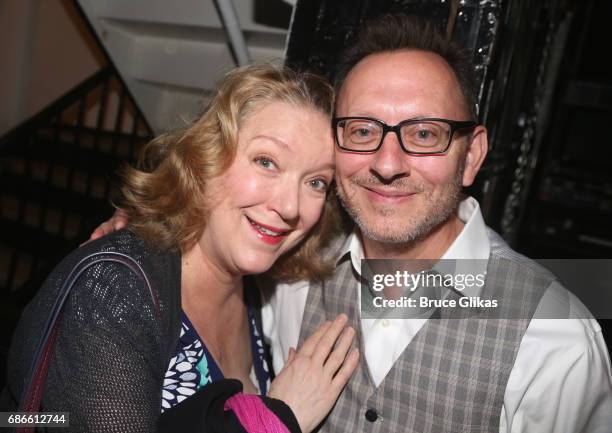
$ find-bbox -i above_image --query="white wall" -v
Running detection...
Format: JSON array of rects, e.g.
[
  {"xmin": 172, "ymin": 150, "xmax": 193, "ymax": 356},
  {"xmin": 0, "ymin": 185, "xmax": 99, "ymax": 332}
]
[{"xmin": 0, "ymin": 0, "xmax": 105, "ymax": 135}]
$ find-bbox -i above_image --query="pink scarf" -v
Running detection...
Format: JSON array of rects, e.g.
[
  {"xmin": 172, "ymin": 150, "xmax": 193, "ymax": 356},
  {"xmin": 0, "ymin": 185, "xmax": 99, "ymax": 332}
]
[{"xmin": 224, "ymin": 394, "xmax": 291, "ymax": 433}]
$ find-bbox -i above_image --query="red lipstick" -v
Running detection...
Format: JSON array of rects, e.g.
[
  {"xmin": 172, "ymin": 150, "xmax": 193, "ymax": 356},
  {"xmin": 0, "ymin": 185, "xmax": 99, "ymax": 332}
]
[{"xmin": 247, "ymin": 217, "xmax": 289, "ymax": 245}]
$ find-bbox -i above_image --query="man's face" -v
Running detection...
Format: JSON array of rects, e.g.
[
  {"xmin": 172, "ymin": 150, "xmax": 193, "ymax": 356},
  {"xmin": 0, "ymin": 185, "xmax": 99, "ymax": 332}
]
[{"xmin": 334, "ymin": 50, "xmax": 486, "ymax": 248}]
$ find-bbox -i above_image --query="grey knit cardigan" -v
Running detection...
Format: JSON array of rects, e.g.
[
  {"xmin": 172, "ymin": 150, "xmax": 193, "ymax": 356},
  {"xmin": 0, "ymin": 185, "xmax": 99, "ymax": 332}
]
[{"xmin": 4, "ymin": 229, "xmax": 184, "ymax": 431}]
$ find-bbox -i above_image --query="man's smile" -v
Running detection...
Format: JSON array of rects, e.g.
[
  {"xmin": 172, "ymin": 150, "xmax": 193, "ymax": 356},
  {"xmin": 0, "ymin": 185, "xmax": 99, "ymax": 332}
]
[{"xmin": 361, "ymin": 185, "xmax": 418, "ymax": 204}]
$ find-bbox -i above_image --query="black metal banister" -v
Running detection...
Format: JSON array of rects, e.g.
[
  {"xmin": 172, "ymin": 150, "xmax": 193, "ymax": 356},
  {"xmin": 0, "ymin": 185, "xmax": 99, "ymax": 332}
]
[{"xmin": 1, "ymin": 68, "xmax": 115, "ymax": 150}]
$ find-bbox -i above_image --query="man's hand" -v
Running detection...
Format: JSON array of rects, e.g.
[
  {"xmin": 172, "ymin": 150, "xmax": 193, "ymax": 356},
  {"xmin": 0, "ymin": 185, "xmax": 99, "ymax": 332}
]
[
  {"xmin": 268, "ymin": 314, "xmax": 359, "ymax": 433},
  {"xmin": 88, "ymin": 209, "xmax": 129, "ymax": 241}
]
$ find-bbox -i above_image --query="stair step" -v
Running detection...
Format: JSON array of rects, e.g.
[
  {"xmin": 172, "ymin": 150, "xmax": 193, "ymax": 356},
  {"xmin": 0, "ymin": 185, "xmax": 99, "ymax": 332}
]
[
  {"xmin": 91, "ymin": 0, "xmax": 289, "ymax": 34},
  {"xmin": 5, "ymin": 142, "xmax": 124, "ymax": 176},
  {"xmin": 130, "ymin": 28, "xmax": 284, "ymax": 91},
  {"xmin": 103, "ymin": 17, "xmax": 288, "ymax": 41},
  {"xmin": 0, "ymin": 218, "xmax": 80, "ymax": 292},
  {"xmin": 0, "ymin": 219, "xmax": 73, "ymax": 269},
  {"xmin": 3, "ymin": 163, "xmax": 117, "ymax": 202},
  {"xmin": 36, "ymin": 124, "xmax": 151, "ymax": 146},
  {"xmin": 3, "ymin": 125, "xmax": 149, "ymax": 155},
  {"xmin": 128, "ymin": 80, "xmax": 212, "ymax": 131},
  {"xmin": 1, "ymin": 173, "xmax": 113, "ymax": 220}
]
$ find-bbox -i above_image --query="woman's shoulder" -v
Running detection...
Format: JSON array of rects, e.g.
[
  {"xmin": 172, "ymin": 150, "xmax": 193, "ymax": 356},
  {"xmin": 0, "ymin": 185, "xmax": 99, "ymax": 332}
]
[
  {"xmin": 5, "ymin": 231, "xmax": 180, "ymax": 401},
  {"xmin": 22, "ymin": 230, "xmax": 181, "ymax": 332},
  {"xmin": 70, "ymin": 229, "xmax": 178, "ymax": 283},
  {"xmin": 73, "ymin": 229, "xmax": 163, "ymax": 265}
]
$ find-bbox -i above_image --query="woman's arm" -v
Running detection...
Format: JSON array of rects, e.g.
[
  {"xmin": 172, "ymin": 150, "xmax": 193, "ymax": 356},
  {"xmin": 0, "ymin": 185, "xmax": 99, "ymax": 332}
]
[{"xmin": 10, "ymin": 258, "xmax": 168, "ymax": 432}]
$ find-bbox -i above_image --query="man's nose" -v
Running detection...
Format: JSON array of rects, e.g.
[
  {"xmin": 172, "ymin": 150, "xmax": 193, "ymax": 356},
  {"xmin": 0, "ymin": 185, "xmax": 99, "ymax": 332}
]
[{"xmin": 370, "ymin": 131, "xmax": 410, "ymax": 180}]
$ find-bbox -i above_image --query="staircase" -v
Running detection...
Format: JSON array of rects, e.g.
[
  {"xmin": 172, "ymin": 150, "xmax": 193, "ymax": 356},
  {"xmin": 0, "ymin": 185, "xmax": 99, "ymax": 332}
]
[{"xmin": 76, "ymin": 0, "xmax": 294, "ymax": 133}]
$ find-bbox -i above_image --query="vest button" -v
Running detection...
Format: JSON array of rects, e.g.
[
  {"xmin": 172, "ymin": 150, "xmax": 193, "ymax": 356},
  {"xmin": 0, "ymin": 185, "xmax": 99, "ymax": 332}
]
[{"xmin": 365, "ymin": 408, "xmax": 378, "ymax": 422}]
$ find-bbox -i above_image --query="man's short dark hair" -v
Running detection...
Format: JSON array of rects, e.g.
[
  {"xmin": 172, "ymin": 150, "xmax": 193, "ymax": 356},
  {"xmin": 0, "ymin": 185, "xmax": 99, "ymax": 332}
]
[{"xmin": 334, "ymin": 14, "xmax": 477, "ymax": 119}]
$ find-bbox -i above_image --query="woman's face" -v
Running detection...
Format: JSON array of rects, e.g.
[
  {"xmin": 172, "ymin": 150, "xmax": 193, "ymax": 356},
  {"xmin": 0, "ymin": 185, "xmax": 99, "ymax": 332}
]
[{"xmin": 199, "ymin": 100, "xmax": 334, "ymax": 276}]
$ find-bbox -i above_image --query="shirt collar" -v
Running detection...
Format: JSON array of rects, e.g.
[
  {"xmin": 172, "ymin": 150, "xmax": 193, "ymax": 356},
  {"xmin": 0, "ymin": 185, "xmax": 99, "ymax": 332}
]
[{"xmin": 440, "ymin": 196, "xmax": 489, "ymax": 261}]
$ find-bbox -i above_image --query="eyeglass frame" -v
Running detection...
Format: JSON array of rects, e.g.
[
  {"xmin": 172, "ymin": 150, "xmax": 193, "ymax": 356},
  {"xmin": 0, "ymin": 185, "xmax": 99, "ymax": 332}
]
[{"xmin": 332, "ymin": 116, "xmax": 478, "ymax": 155}]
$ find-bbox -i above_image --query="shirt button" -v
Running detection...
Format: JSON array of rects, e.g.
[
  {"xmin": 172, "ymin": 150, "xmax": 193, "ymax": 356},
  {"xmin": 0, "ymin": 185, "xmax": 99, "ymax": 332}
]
[
  {"xmin": 381, "ymin": 319, "xmax": 390, "ymax": 327},
  {"xmin": 365, "ymin": 408, "xmax": 378, "ymax": 422}
]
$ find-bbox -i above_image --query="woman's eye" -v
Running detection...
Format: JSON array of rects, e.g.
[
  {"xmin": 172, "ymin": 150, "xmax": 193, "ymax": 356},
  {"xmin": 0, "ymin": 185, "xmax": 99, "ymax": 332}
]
[
  {"xmin": 309, "ymin": 178, "xmax": 329, "ymax": 192},
  {"xmin": 254, "ymin": 157, "xmax": 277, "ymax": 170}
]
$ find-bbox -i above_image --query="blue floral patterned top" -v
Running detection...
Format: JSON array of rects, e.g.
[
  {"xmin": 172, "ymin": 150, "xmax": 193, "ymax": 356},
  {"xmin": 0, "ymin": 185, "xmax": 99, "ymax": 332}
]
[{"xmin": 161, "ymin": 308, "xmax": 271, "ymax": 412}]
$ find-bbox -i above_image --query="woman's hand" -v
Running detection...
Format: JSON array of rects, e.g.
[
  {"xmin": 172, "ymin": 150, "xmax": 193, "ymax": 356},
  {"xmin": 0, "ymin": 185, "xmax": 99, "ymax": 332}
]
[
  {"xmin": 88, "ymin": 209, "xmax": 129, "ymax": 241},
  {"xmin": 268, "ymin": 314, "xmax": 359, "ymax": 433}
]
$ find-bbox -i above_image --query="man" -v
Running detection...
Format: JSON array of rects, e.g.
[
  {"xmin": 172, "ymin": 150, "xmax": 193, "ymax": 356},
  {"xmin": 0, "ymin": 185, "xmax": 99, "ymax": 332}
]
[{"xmin": 261, "ymin": 14, "xmax": 612, "ymax": 433}]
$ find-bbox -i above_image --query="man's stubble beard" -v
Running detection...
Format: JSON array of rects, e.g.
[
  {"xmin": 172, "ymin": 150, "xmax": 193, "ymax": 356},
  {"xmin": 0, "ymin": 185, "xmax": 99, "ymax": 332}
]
[{"xmin": 336, "ymin": 164, "xmax": 465, "ymax": 247}]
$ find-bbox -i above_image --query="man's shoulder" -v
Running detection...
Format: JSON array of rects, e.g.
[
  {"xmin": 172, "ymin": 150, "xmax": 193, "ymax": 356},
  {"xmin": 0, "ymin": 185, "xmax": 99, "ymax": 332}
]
[
  {"xmin": 485, "ymin": 227, "xmax": 601, "ymax": 322},
  {"xmin": 533, "ymin": 279, "xmax": 599, "ymax": 321},
  {"xmin": 485, "ymin": 227, "xmax": 555, "ymax": 280}
]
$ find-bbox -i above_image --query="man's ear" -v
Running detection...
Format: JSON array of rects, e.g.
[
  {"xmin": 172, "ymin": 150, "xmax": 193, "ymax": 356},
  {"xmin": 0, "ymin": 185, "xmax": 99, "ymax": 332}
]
[{"xmin": 462, "ymin": 125, "xmax": 488, "ymax": 187}]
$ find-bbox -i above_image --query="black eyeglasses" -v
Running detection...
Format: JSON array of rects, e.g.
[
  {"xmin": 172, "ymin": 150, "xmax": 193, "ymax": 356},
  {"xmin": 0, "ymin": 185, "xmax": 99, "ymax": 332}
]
[{"xmin": 333, "ymin": 116, "xmax": 477, "ymax": 155}]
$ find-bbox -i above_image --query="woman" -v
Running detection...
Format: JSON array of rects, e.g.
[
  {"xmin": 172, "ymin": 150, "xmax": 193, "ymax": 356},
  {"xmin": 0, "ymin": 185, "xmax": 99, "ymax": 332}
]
[{"xmin": 3, "ymin": 65, "xmax": 358, "ymax": 432}]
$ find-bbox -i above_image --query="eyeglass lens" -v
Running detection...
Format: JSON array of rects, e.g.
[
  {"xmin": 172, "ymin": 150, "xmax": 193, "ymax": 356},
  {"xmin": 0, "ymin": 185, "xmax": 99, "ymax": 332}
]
[{"xmin": 337, "ymin": 119, "xmax": 451, "ymax": 153}]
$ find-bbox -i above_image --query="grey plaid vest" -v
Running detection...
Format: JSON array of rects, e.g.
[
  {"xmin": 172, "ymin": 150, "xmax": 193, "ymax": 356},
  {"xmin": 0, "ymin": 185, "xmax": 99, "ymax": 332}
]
[{"xmin": 298, "ymin": 229, "xmax": 553, "ymax": 433}]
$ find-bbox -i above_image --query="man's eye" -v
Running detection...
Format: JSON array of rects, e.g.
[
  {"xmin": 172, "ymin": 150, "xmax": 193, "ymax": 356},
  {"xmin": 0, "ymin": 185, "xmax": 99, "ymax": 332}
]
[
  {"xmin": 254, "ymin": 157, "xmax": 277, "ymax": 170},
  {"xmin": 348, "ymin": 125, "xmax": 377, "ymax": 142},
  {"xmin": 408, "ymin": 127, "xmax": 440, "ymax": 145},
  {"xmin": 416, "ymin": 129, "xmax": 434, "ymax": 139}
]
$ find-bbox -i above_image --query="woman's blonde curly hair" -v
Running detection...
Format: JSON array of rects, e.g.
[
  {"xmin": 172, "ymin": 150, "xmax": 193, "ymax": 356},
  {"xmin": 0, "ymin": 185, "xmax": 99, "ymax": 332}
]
[{"xmin": 119, "ymin": 64, "xmax": 341, "ymax": 282}]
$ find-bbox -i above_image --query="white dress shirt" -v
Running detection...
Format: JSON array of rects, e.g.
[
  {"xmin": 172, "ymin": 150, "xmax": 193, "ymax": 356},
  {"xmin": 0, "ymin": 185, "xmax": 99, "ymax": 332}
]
[{"xmin": 261, "ymin": 197, "xmax": 612, "ymax": 433}]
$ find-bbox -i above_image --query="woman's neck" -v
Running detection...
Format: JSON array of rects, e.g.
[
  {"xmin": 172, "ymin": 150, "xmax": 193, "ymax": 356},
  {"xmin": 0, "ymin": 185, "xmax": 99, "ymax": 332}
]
[
  {"xmin": 179, "ymin": 240, "xmax": 258, "ymax": 394},
  {"xmin": 180, "ymin": 240, "xmax": 245, "ymax": 321},
  {"xmin": 181, "ymin": 243, "xmax": 242, "ymax": 302}
]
